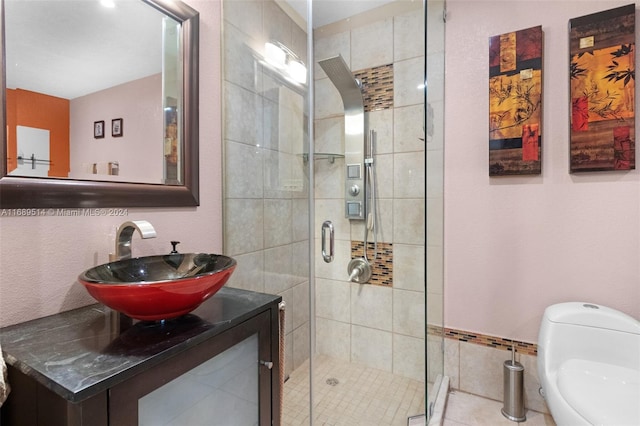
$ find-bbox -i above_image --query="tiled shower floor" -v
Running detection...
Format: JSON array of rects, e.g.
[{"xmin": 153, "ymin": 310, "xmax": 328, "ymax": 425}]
[{"xmin": 282, "ymin": 354, "xmax": 426, "ymax": 425}]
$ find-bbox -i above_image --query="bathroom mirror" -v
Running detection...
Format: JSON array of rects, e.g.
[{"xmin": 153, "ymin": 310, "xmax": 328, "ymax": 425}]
[{"xmin": 0, "ymin": 0, "xmax": 199, "ymax": 208}]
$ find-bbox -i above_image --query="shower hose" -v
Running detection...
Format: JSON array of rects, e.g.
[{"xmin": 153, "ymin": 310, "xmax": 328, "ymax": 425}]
[{"xmin": 364, "ymin": 129, "xmax": 378, "ymax": 261}]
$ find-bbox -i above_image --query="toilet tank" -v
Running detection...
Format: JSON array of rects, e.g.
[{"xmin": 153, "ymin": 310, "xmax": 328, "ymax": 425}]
[{"xmin": 538, "ymin": 302, "xmax": 640, "ymax": 373}]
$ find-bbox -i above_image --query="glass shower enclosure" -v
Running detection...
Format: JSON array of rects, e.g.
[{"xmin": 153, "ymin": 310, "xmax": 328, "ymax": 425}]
[{"xmin": 221, "ymin": 0, "xmax": 444, "ymax": 423}]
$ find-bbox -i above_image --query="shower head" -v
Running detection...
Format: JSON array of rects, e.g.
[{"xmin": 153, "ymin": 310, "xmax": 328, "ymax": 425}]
[{"xmin": 318, "ymin": 55, "xmax": 363, "ymax": 112}]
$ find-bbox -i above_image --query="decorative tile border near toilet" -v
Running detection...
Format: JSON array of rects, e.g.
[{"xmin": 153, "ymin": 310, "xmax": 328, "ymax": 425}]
[
  {"xmin": 440, "ymin": 327, "xmax": 551, "ymax": 415},
  {"xmin": 444, "ymin": 328, "xmax": 537, "ymax": 356},
  {"xmin": 350, "ymin": 241, "xmax": 393, "ymax": 286}
]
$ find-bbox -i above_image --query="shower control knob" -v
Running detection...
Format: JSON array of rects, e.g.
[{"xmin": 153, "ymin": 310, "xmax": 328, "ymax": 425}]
[{"xmin": 349, "ymin": 184, "xmax": 360, "ymax": 196}]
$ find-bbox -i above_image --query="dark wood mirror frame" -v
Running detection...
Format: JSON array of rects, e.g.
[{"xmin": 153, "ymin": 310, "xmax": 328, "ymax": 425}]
[{"xmin": 0, "ymin": 0, "xmax": 199, "ymax": 208}]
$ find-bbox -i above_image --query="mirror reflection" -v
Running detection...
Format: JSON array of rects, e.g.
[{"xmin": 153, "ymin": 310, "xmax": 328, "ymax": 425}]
[{"xmin": 4, "ymin": 0, "xmax": 182, "ymax": 184}]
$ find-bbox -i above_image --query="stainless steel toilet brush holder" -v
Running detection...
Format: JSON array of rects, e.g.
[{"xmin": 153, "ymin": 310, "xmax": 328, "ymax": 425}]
[{"xmin": 501, "ymin": 347, "xmax": 526, "ymax": 422}]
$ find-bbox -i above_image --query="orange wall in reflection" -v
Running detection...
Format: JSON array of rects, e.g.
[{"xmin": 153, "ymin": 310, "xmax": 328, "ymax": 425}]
[{"xmin": 6, "ymin": 88, "xmax": 70, "ymax": 177}]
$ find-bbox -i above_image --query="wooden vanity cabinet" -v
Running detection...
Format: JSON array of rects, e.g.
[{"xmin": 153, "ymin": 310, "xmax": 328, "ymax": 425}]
[
  {"xmin": 3, "ymin": 369, "xmax": 108, "ymax": 426},
  {"xmin": 110, "ymin": 310, "xmax": 275, "ymax": 426},
  {"xmin": 1, "ymin": 289, "xmax": 281, "ymax": 426}
]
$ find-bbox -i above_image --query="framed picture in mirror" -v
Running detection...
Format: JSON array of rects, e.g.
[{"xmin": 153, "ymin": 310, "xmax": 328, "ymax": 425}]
[
  {"xmin": 94, "ymin": 120, "xmax": 105, "ymax": 139},
  {"xmin": 112, "ymin": 118, "xmax": 123, "ymax": 137}
]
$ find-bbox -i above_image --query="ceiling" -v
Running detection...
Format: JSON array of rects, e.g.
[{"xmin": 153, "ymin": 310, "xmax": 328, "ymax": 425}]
[
  {"xmin": 4, "ymin": 0, "xmax": 165, "ymax": 100},
  {"xmin": 4, "ymin": 0, "xmax": 395, "ymax": 101},
  {"xmin": 286, "ymin": 0, "xmax": 396, "ymax": 28}
]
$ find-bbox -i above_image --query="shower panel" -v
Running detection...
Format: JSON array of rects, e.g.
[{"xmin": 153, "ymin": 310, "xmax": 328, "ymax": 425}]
[
  {"xmin": 318, "ymin": 54, "xmax": 376, "ymax": 284},
  {"xmin": 318, "ymin": 55, "xmax": 366, "ymax": 221}
]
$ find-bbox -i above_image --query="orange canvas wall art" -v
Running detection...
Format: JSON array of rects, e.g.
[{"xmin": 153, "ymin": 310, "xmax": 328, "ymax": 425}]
[
  {"xmin": 489, "ymin": 25, "xmax": 543, "ymax": 176},
  {"xmin": 570, "ymin": 4, "xmax": 635, "ymax": 172}
]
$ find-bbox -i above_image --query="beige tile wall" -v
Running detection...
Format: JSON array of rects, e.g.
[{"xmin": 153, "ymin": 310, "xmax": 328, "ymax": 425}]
[
  {"xmin": 222, "ymin": 0, "xmax": 310, "ymax": 379},
  {"xmin": 313, "ymin": 2, "xmax": 427, "ymax": 383},
  {"xmin": 223, "ymin": 0, "xmax": 435, "ymax": 385},
  {"xmin": 444, "ymin": 333, "xmax": 550, "ymax": 414}
]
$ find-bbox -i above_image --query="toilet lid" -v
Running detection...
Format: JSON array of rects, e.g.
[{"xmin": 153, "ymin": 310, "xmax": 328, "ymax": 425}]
[{"xmin": 558, "ymin": 359, "xmax": 640, "ymax": 426}]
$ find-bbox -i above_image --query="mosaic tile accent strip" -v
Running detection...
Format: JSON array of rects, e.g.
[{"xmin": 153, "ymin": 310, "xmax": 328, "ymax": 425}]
[
  {"xmin": 444, "ymin": 328, "xmax": 538, "ymax": 356},
  {"xmin": 354, "ymin": 64, "xmax": 394, "ymax": 112},
  {"xmin": 426, "ymin": 324, "xmax": 444, "ymax": 338},
  {"xmin": 350, "ymin": 241, "xmax": 393, "ymax": 286}
]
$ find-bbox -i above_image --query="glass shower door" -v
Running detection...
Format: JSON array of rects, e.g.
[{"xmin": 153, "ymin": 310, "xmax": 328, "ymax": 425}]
[
  {"xmin": 426, "ymin": 0, "xmax": 446, "ymax": 419},
  {"xmin": 222, "ymin": 0, "xmax": 443, "ymax": 423},
  {"xmin": 220, "ymin": 0, "xmax": 312, "ymax": 422},
  {"xmin": 310, "ymin": 0, "xmax": 433, "ymax": 424}
]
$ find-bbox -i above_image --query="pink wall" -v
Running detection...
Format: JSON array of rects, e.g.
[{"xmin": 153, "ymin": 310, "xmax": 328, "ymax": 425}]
[
  {"xmin": 0, "ymin": 0, "xmax": 222, "ymax": 327},
  {"xmin": 444, "ymin": 0, "xmax": 640, "ymax": 343},
  {"xmin": 69, "ymin": 74, "xmax": 163, "ymax": 183}
]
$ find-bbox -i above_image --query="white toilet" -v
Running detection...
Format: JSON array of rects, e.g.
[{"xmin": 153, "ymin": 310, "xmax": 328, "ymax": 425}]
[{"xmin": 537, "ymin": 302, "xmax": 640, "ymax": 426}]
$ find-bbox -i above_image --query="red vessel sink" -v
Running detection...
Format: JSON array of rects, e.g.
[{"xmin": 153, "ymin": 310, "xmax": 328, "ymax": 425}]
[{"xmin": 78, "ymin": 253, "xmax": 236, "ymax": 321}]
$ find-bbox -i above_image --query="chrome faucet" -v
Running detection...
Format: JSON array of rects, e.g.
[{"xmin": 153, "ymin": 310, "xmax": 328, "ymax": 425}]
[
  {"xmin": 110, "ymin": 220, "xmax": 157, "ymax": 261},
  {"xmin": 347, "ymin": 257, "xmax": 372, "ymax": 283}
]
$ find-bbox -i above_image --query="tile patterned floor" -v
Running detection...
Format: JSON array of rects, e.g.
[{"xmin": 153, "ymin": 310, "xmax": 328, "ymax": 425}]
[
  {"xmin": 282, "ymin": 356, "xmax": 557, "ymax": 426},
  {"xmin": 283, "ymin": 354, "xmax": 426, "ymax": 425},
  {"xmin": 444, "ymin": 391, "xmax": 556, "ymax": 426}
]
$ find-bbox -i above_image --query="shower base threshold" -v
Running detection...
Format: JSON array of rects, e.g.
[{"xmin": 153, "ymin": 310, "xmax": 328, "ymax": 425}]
[
  {"xmin": 427, "ymin": 375, "xmax": 450, "ymax": 426},
  {"xmin": 408, "ymin": 414, "xmax": 425, "ymax": 425}
]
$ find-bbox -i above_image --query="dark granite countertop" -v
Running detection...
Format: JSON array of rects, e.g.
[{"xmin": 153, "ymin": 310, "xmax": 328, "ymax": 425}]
[{"xmin": 0, "ymin": 287, "xmax": 281, "ymax": 403}]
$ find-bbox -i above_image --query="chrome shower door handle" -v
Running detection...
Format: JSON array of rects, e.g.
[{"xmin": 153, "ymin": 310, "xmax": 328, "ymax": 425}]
[{"xmin": 321, "ymin": 220, "xmax": 334, "ymax": 263}]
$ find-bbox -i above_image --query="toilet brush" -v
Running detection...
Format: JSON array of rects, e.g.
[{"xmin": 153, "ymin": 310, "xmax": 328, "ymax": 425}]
[{"xmin": 502, "ymin": 345, "xmax": 526, "ymax": 422}]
